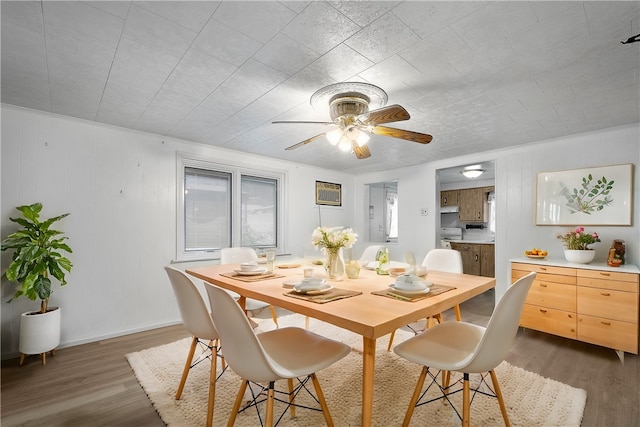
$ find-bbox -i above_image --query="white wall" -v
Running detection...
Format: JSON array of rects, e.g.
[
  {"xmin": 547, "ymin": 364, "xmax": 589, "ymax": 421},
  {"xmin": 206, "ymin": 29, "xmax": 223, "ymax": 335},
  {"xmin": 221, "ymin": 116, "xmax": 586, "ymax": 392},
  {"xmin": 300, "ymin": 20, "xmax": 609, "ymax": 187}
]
[
  {"xmin": 2, "ymin": 104, "xmax": 638, "ymax": 359},
  {"xmin": 0, "ymin": 105, "xmax": 354, "ymax": 358},
  {"xmin": 354, "ymin": 123, "xmax": 640, "ymax": 299}
]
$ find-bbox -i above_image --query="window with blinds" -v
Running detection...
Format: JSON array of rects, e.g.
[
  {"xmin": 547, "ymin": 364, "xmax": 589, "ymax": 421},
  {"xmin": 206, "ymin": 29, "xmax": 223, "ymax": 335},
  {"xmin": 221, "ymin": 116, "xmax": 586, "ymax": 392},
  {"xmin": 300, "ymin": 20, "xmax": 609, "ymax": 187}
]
[{"xmin": 177, "ymin": 154, "xmax": 285, "ymax": 261}]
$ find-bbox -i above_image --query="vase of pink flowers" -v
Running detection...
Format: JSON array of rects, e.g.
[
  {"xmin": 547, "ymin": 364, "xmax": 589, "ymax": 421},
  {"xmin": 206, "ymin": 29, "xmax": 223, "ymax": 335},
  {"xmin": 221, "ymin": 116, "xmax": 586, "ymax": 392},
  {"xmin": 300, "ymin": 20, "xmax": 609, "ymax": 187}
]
[{"xmin": 557, "ymin": 226, "xmax": 600, "ymax": 263}]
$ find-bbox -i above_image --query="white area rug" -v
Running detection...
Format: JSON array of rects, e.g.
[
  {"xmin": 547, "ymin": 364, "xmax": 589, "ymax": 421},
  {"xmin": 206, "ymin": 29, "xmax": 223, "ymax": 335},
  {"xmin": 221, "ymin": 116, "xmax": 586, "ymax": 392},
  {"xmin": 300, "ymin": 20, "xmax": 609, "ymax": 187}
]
[{"xmin": 126, "ymin": 314, "xmax": 586, "ymax": 426}]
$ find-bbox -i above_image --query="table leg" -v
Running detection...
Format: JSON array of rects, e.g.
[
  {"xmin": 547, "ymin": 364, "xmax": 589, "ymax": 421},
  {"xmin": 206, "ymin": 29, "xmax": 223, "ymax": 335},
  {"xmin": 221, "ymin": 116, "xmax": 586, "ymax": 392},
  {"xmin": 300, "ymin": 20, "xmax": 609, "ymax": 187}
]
[{"xmin": 362, "ymin": 336, "xmax": 376, "ymax": 426}]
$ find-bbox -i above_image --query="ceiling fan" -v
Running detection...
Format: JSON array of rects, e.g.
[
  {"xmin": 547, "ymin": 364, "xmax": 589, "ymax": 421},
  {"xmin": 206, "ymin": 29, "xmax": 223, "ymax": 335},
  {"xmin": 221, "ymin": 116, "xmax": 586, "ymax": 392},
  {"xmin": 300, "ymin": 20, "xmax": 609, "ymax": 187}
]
[{"xmin": 272, "ymin": 82, "xmax": 433, "ymax": 159}]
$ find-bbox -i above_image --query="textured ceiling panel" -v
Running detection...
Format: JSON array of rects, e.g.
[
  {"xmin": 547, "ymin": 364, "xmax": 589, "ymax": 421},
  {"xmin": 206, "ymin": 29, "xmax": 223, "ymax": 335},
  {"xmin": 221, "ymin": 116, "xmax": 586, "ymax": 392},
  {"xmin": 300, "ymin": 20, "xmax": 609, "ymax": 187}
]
[{"xmin": 1, "ymin": 1, "xmax": 638, "ymax": 175}]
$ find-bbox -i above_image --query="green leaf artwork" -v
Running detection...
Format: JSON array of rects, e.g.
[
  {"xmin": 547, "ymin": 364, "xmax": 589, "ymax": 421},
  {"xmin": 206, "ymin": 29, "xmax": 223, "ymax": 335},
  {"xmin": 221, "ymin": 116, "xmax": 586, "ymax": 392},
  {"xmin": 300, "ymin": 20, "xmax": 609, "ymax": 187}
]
[{"xmin": 562, "ymin": 174, "xmax": 614, "ymax": 214}]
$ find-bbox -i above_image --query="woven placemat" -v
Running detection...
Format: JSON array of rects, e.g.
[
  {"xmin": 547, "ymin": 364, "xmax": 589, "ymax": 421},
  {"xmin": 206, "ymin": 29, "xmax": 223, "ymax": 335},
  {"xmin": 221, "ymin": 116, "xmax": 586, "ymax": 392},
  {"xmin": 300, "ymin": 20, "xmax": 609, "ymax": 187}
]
[
  {"xmin": 284, "ymin": 288, "xmax": 362, "ymax": 304},
  {"xmin": 371, "ymin": 283, "xmax": 456, "ymax": 302},
  {"xmin": 220, "ymin": 272, "xmax": 285, "ymax": 282}
]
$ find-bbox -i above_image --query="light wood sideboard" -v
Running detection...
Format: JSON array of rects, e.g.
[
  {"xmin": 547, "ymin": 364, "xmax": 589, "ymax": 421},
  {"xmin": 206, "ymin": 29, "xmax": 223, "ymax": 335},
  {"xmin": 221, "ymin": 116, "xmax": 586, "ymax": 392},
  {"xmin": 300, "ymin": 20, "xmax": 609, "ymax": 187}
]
[{"xmin": 511, "ymin": 258, "xmax": 639, "ymax": 361}]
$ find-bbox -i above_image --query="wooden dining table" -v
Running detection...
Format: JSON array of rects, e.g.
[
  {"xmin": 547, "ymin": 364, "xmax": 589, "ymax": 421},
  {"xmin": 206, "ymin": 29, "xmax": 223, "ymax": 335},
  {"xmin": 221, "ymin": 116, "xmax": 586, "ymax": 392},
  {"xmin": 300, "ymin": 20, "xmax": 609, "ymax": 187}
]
[{"xmin": 186, "ymin": 262, "xmax": 495, "ymax": 426}]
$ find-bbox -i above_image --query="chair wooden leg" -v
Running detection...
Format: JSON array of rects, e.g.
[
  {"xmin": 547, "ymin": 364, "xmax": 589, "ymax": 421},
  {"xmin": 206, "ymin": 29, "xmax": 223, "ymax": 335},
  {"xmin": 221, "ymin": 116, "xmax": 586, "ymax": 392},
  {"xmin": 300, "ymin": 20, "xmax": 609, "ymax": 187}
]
[
  {"xmin": 489, "ymin": 370, "xmax": 511, "ymax": 427},
  {"xmin": 269, "ymin": 305, "xmax": 279, "ymax": 327},
  {"xmin": 19, "ymin": 353, "xmax": 26, "ymax": 366},
  {"xmin": 311, "ymin": 373, "xmax": 334, "ymax": 427},
  {"xmin": 454, "ymin": 304, "xmax": 462, "ymax": 321},
  {"xmin": 206, "ymin": 345, "xmax": 217, "ymax": 427},
  {"xmin": 462, "ymin": 373, "xmax": 470, "ymax": 427},
  {"xmin": 441, "ymin": 370, "xmax": 451, "ymax": 404},
  {"xmin": 402, "ymin": 366, "xmax": 428, "ymax": 427},
  {"xmin": 216, "ymin": 339, "xmax": 227, "ymax": 371},
  {"xmin": 176, "ymin": 337, "xmax": 198, "ymax": 400},
  {"xmin": 265, "ymin": 382, "xmax": 276, "ymax": 427},
  {"xmin": 41, "ymin": 352, "xmax": 46, "ymax": 365},
  {"xmin": 227, "ymin": 380, "xmax": 247, "ymax": 427},
  {"xmin": 387, "ymin": 329, "xmax": 397, "ymax": 351},
  {"xmin": 287, "ymin": 378, "xmax": 296, "ymax": 418}
]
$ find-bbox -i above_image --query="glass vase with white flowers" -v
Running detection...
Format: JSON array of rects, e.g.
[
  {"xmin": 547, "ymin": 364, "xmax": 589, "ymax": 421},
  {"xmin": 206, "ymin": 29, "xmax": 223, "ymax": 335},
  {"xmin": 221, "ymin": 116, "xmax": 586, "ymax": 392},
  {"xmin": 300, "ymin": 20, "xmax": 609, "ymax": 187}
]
[{"xmin": 311, "ymin": 227, "xmax": 358, "ymax": 279}]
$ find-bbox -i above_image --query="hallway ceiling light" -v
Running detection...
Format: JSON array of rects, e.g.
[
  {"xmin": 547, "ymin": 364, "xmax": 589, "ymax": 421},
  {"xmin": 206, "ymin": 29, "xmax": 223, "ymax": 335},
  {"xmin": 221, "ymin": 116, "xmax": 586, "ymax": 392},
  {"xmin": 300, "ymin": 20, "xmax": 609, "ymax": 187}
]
[{"xmin": 461, "ymin": 167, "xmax": 485, "ymax": 179}]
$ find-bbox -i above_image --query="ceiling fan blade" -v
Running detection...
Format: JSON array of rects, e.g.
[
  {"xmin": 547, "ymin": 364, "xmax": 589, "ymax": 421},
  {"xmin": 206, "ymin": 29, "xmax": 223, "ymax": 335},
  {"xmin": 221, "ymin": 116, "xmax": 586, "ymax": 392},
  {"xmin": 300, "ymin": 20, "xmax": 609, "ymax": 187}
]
[
  {"xmin": 362, "ymin": 104, "xmax": 410, "ymax": 125},
  {"xmin": 352, "ymin": 142, "xmax": 371, "ymax": 159},
  {"xmin": 272, "ymin": 120, "xmax": 334, "ymax": 125},
  {"xmin": 370, "ymin": 125, "xmax": 433, "ymax": 144},
  {"xmin": 285, "ymin": 133, "xmax": 326, "ymax": 150}
]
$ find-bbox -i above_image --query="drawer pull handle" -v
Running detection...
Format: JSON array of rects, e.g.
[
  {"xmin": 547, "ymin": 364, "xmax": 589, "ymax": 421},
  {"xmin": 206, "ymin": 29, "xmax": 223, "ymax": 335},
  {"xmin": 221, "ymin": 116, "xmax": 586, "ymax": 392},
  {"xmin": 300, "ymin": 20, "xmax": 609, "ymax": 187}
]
[
  {"xmin": 540, "ymin": 267, "xmax": 547, "ymax": 271},
  {"xmin": 601, "ymin": 321, "xmax": 611, "ymax": 326},
  {"xmin": 539, "ymin": 284, "xmax": 547, "ymax": 288},
  {"xmin": 599, "ymin": 272, "xmax": 611, "ymax": 276},
  {"xmin": 539, "ymin": 309, "xmax": 547, "ymax": 313},
  {"xmin": 600, "ymin": 292, "xmax": 611, "ymax": 296}
]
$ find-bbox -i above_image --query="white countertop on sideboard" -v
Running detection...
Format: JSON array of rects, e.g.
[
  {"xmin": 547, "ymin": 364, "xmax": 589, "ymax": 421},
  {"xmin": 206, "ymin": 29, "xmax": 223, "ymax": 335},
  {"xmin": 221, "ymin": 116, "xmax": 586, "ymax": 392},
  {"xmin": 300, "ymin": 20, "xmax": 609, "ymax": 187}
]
[{"xmin": 510, "ymin": 257, "xmax": 639, "ymax": 274}]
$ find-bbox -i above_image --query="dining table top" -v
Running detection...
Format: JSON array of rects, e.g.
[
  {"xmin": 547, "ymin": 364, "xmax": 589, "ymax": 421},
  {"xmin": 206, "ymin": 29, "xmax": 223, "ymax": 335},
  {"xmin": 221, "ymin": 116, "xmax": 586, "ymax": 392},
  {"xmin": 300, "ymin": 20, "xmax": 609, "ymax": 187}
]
[{"xmin": 186, "ymin": 261, "xmax": 496, "ymax": 340}]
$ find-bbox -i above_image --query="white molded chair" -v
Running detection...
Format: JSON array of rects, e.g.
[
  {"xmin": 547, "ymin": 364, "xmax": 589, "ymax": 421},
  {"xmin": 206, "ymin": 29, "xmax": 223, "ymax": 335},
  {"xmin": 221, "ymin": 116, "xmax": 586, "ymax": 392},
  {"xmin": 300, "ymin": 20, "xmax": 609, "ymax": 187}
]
[
  {"xmin": 358, "ymin": 245, "xmax": 383, "ymax": 265},
  {"xmin": 387, "ymin": 248, "xmax": 465, "ymax": 351},
  {"xmin": 220, "ymin": 247, "xmax": 279, "ymax": 327},
  {"xmin": 393, "ymin": 272, "xmax": 536, "ymax": 427},
  {"xmin": 164, "ymin": 266, "xmax": 225, "ymax": 427},
  {"xmin": 204, "ymin": 282, "xmax": 351, "ymax": 427},
  {"xmin": 422, "ymin": 248, "xmax": 464, "ymax": 322}
]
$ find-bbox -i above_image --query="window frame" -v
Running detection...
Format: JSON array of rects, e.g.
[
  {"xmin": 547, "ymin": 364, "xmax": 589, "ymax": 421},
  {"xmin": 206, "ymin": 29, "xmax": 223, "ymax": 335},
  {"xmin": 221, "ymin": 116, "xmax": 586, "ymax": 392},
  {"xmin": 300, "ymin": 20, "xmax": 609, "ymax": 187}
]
[{"xmin": 176, "ymin": 153, "xmax": 287, "ymax": 262}]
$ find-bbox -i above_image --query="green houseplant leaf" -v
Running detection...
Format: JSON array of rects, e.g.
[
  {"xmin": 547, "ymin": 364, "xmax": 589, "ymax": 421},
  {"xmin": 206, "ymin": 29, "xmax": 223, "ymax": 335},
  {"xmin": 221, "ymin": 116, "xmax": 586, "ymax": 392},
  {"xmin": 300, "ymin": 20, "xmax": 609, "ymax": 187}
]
[{"xmin": 1, "ymin": 203, "xmax": 73, "ymax": 313}]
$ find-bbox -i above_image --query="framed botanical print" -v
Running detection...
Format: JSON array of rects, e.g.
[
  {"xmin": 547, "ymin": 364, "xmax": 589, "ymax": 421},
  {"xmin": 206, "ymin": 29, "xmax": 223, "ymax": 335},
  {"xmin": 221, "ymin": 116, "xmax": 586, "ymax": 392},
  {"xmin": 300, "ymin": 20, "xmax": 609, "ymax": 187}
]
[{"xmin": 536, "ymin": 164, "xmax": 633, "ymax": 225}]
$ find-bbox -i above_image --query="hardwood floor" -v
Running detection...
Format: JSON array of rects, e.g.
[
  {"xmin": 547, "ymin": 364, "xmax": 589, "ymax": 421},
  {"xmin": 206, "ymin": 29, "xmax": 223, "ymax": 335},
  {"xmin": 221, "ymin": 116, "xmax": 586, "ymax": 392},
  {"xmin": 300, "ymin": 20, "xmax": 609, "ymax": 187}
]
[{"xmin": 2, "ymin": 290, "xmax": 638, "ymax": 426}]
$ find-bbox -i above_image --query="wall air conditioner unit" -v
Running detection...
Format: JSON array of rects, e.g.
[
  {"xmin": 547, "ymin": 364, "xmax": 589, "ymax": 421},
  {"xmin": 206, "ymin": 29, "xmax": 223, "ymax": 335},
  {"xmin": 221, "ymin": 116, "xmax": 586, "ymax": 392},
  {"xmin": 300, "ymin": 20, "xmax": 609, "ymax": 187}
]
[{"xmin": 315, "ymin": 181, "xmax": 342, "ymax": 206}]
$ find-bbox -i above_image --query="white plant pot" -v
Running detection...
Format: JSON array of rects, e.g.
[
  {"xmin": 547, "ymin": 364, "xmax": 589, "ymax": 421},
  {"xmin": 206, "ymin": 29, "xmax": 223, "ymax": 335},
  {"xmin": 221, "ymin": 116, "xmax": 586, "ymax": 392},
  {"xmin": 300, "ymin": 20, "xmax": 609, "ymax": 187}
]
[
  {"xmin": 563, "ymin": 250, "xmax": 596, "ymax": 264},
  {"xmin": 19, "ymin": 307, "xmax": 61, "ymax": 355}
]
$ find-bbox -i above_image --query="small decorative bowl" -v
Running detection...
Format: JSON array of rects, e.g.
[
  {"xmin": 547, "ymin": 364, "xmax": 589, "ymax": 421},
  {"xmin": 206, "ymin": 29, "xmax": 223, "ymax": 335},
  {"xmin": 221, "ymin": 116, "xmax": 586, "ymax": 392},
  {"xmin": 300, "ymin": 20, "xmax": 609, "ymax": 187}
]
[{"xmin": 240, "ymin": 262, "xmax": 259, "ymax": 271}]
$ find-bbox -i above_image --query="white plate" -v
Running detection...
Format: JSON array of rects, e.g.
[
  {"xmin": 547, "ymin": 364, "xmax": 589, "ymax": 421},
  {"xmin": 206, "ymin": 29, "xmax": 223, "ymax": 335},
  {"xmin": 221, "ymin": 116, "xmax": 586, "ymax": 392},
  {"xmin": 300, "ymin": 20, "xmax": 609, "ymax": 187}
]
[
  {"xmin": 256, "ymin": 258, "xmax": 268, "ymax": 264},
  {"xmin": 294, "ymin": 279, "xmax": 327, "ymax": 290},
  {"xmin": 293, "ymin": 284, "xmax": 333, "ymax": 295},
  {"xmin": 234, "ymin": 269, "xmax": 267, "ymax": 276},
  {"xmin": 365, "ymin": 261, "xmax": 378, "ymax": 270},
  {"xmin": 388, "ymin": 284, "xmax": 432, "ymax": 295},
  {"xmin": 282, "ymin": 280, "xmax": 300, "ymax": 289},
  {"xmin": 393, "ymin": 278, "xmax": 431, "ymax": 290}
]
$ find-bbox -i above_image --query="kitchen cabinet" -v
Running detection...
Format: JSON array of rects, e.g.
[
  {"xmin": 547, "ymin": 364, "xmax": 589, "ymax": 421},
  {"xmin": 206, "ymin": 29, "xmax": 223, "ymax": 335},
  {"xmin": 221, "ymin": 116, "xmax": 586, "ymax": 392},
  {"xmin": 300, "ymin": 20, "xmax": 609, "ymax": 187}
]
[
  {"xmin": 440, "ymin": 190, "xmax": 458, "ymax": 207},
  {"xmin": 450, "ymin": 243, "xmax": 494, "ymax": 277},
  {"xmin": 511, "ymin": 260, "xmax": 639, "ymax": 357},
  {"xmin": 457, "ymin": 187, "xmax": 491, "ymax": 222},
  {"xmin": 480, "ymin": 244, "xmax": 495, "ymax": 277}
]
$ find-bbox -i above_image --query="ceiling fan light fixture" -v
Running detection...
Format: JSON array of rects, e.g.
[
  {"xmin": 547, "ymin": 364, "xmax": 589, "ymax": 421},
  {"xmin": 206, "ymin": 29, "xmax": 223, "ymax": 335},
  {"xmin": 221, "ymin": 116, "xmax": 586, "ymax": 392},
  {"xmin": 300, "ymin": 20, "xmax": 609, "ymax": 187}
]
[
  {"xmin": 326, "ymin": 128, "xmax": 342, "ymax": 145},
  {"xmin": 355, "ymin": 131, "xmax": 370, "ymax": 146},
  {"xmin": 461, "ymin": 168, "xmax": 485, "ymax": 179},
  {"xmin": 338, "ymin": 135, "xmax": 352, "ymax": 152}
]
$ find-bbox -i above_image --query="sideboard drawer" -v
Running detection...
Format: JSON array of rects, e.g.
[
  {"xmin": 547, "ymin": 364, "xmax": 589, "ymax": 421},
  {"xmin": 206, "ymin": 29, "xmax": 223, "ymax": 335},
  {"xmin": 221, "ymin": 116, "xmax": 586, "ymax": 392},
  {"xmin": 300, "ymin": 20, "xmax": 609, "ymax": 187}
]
[
  {"xmin": 512, "ymin": 262, "xmax": 575, "ymax": 277},
  {"xmin": 578, "ymin": 287, "xmax": 638, "ymax": 323},
  {"xmin": 527, "ymin": 280, "xmax": 576, "ymax": 312},
  {"xmin": 577, "ymin": 273, "xmax": 638, "ymax": 292},
  {"xmin": 578, "ymin": 314, "xmax": 638, "ymax": 354},
  {"xmin": 521, "ymin": 304, "xmax": 576, "ymax": 339}
]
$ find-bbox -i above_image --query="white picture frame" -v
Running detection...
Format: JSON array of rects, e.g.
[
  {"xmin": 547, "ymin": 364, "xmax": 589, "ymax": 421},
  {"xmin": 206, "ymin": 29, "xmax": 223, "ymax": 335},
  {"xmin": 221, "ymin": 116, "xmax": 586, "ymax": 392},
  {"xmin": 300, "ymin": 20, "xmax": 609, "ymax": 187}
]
[{"xmin": 536, "ymin": 164, "xmax": 633, "ymax": 226}]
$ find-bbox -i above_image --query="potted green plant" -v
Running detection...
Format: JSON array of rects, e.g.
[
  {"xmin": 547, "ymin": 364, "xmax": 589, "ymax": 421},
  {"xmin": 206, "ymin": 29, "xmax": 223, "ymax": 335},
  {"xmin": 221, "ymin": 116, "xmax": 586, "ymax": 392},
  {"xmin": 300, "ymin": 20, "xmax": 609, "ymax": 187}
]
[{"xmin": 1, "ymin": 202, "xmax": 72, "ymax": 365}]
